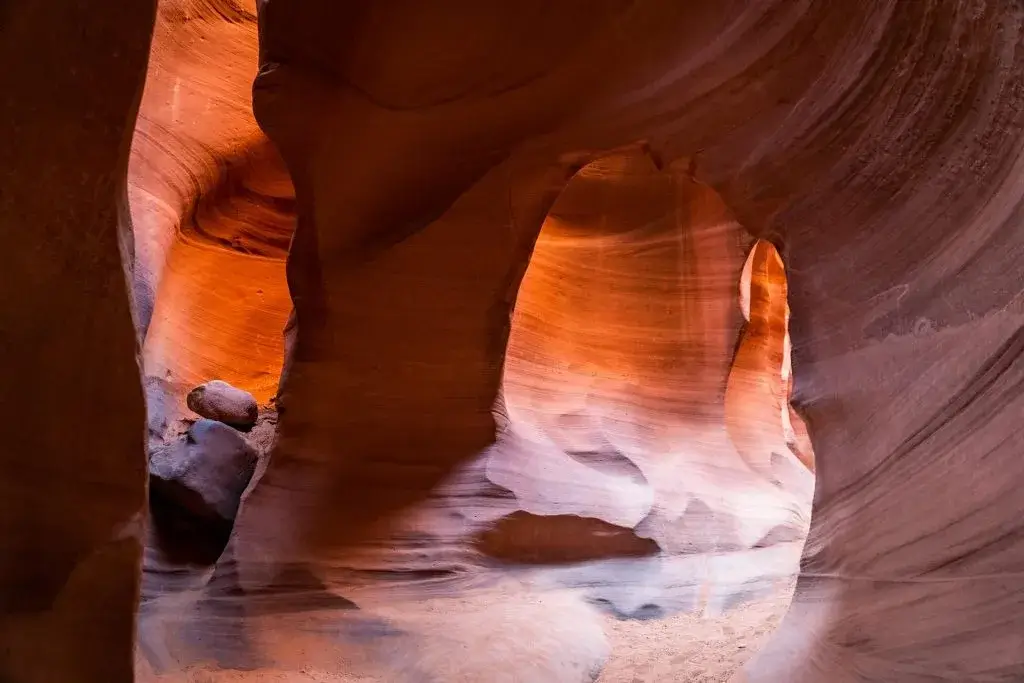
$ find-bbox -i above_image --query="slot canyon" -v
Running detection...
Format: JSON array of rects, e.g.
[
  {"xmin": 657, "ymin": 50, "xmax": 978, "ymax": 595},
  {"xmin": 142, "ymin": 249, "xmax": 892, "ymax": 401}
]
[{"xmin": 3, "ymin": 1, "xmax": 1024, "ymax": 681}]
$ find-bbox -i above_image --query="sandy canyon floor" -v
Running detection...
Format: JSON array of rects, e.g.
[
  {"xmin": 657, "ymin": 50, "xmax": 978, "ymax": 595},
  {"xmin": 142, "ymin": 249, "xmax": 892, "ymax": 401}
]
[
  {"xmin": 137, "ymin": 574, "xmax": 794, "ymax": 682},
  {"xmin": 138, "ymin": 405, "xmax": 804, "ymax": 683}
]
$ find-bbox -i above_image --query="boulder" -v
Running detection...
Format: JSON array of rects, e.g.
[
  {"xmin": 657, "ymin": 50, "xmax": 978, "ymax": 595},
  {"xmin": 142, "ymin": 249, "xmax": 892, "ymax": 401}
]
[
  {"xmin": 186, "ymin": 380, "xmax": 258, "ymax": 430},
  {"xmin": 149, "ymin": 419, "xmax": 258, "ymax": 523}
]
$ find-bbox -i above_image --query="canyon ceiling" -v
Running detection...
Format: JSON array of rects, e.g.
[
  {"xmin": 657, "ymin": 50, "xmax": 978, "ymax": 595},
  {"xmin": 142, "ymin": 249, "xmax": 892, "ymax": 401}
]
[{"xmin": 3, "ymin": 1, "xmax": 1024, "ymax": 681}]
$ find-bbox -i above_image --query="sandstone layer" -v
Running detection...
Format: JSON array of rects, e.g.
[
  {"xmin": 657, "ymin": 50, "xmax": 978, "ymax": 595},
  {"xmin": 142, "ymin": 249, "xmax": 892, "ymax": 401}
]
[{"xmin": 4, "ymin": 1, "xmax": 1022, "ymax": 682}]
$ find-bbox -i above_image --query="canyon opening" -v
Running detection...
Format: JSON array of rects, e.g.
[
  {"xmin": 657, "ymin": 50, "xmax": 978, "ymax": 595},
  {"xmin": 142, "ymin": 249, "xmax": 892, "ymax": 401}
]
[{"xmin": 5, "ymin": 1, "xmax": 1023, "ymax": 682}]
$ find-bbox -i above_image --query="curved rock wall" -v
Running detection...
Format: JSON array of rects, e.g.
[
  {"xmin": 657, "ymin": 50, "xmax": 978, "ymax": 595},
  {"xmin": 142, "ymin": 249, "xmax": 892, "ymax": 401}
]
[
  {"xmin": 6, "ymin": 0, "xmax": 1024, "ymax": 681},
  {"xmin": 500, "ymin": 152, "xmax": 808, "ymax": 556},
  {"xmin": 230, "ymin": 1, "xmax": 1024, "ymax": 679},
  {"xmin": 131, "ymin": 0, "xmax": 292, "ymax": 402},
  {"xmin": 0, "ymin": 2, "xmax": 155, "ymax": 681},
  {"xmin": 727, "ymin": 241, "xmax": 811, "ymax": 473},
  {"xmin": 138, "ymin": 145, "xmax": 807, "ymax": 683}
]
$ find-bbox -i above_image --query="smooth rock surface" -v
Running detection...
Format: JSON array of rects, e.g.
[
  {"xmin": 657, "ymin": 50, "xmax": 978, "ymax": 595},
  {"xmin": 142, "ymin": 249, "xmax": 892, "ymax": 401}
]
[
  {"xmin": 0, "ymin": 1, "xmax": 153, "ymax": 681},
  {"xmin": 187, "ymin": 380, "xmax": 259, "ymax": 429},
  {"xmin": 223, "ymin": 1, "xmax": 1024, "ymax": 679},
  {"xmin": 150, "ymin": 419, "xmax": 258, "ymax": 524},
  {"xmin": 139, "ymin": 138, "xmax": 809, "ymax": 680},
  {"xmin": 9, "ymin": 0, "xmax": 1024, "ymax": 681},
  {"xmin": 132, "ymin": 0, "xmax": 291, "ymax": 401}
]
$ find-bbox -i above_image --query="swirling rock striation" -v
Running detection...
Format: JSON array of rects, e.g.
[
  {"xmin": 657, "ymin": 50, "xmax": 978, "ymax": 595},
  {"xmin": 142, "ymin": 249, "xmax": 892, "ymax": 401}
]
[
  {"xmin": 229, "ymin": 1, "xmax": 1024, "ymax": 680},
  {"xmin": 8, "ymin": 0, "xmax": 1024, "ymax": 681},
  {"xmin": 130, "ymin": 0, "xmax": 293, "ymax": 403}
]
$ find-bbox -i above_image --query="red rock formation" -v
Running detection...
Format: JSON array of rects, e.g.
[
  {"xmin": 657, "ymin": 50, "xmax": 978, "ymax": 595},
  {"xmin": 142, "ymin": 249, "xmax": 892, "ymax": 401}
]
[
  {"xmin": 8, "ymin": 0, "xmax": 1024, "ymax": 681},
  {"xmin": 235, "ymin": 2, "xmax": 1024, "ymax": 678},
  {"xmin": 0, "ymin": 3, "xmax": 155, "ymax": 682},
  {"xmin": 728, "ymin": 241, "xmax": 813, "ymax": 472},
  {"xmin": 131, "ymin": 0, "xmax": 291, "ymax": 402},
  {"xmin": 496, "ymin": 152, "xmax": 806, "ymax": 558}
]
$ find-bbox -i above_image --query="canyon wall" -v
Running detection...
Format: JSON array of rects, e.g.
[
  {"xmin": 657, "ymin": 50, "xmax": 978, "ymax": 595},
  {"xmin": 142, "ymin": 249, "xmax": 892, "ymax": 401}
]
[
  {"xmin": 231, "ymin": 1, "xmax": 1024, "ymax": 679},
  {"xmin": 5, "ymin": 0, "xmax": 1024, "ymax": 681},
  {"xmin": 0, "ymin": 2, "xmax": 155, "ymax": 681},
  {"xmin": 131, "ymin": 0, "xmax": 291, "ymax": 402}
]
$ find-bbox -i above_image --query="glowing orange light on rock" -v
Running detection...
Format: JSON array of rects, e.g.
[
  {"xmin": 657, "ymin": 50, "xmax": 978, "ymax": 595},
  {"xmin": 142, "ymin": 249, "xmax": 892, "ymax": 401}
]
[{"xmin": 727, "ymin": 240, "xmax": 813, "ymax": 471}]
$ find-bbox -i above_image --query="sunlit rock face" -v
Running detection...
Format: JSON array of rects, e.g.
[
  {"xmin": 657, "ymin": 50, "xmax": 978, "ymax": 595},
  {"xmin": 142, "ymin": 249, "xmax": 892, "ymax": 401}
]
[
  {"xmin": 130, "ymin": 0, "xmax": 292, "ymax": 403},
  {"xmin": 728, "ymin": 241, "xmax": 813, "ymax": 473},
  {"xmin": 9, "ymin": 0, "xmax": 1024, "ymax": 682},
  {"xmin": 125, "ymin": 5, "xmax": 811, "ymax": 671},
  {"xmin": 136, "ymin": 144, "xmax": 808, "ymax": 681},
  {"xmin": 500, "ymin": 152, "xmax": 809, "ymax": 558},
  {"xmin": 221, "ymin": 1, "xmax": 1024, "ymax": 679}
]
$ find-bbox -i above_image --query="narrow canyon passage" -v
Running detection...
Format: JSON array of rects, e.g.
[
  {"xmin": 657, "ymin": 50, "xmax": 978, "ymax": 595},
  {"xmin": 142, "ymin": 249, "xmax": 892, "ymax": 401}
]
[
  {"xmin": 130, "ymin": 0, "xmax": 292, "ymax": 403},
  {"xmin": 123, "ymin": 9, "xmax": 813, "ymax": 671},
  {"xmin": 135, "ymin": 132, "xmax": 811, "ymax": 679},
  {"xmin": 7, "ymin": 2, "xmax": 1024, "ymax": 682}
]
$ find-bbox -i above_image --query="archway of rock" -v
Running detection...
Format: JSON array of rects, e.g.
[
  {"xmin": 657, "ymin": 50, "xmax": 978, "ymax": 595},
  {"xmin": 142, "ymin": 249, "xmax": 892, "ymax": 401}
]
[
  {"xmin": 127, "ymin": 3, "xmax": 814, "ymax": 680},
  {"xmin": 12, "ymin": 0, "xmax": 1024, "ymax": 680},
  {"xmin": 492, "ymin": 149, "xmax": 814, "ymax": 675}
]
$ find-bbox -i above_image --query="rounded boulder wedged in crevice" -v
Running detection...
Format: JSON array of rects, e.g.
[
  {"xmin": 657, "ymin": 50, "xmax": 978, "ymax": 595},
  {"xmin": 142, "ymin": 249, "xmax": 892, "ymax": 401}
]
[
  {"xmin": 186, "ymin": 379, "xmax": 259, "ymax": 431},
  {"xmin": 149, "ymin": 418, "xmax": 258, "ymax": 526}
]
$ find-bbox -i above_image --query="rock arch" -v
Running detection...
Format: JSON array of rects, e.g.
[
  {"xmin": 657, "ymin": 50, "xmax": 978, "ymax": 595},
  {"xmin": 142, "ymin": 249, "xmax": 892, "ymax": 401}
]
[{"xmin": 3, "ymin": 1, "xmax": 1024, "ymax": 681}]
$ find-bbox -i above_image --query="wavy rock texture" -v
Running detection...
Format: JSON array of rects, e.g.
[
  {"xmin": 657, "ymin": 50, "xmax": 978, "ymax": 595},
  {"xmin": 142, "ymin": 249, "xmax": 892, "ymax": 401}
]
[
  {"xmin": 729, "ymin": 242, "xmax": 813, "ymax": 473},
  {"xmin": 498, "ymin": 155, "xmax": 808, "ymax": 558},
  {"xmin": 7, "ymin": 0, "xmax": 1022, "ymax": 681},
  {"xmin": 128, "ymin": 4, "xmax": 810, "ymax": 676},
  {"xmin": 130, "ymin": 0, "xmax": 291, "ymax": 402},
  {"xmin": 137, "ymin": 147, "xmax": 808, "ymax": 681},
  {"xmin": 226, "ymin": 2, "xmax": 1024, "ymax": 681}
]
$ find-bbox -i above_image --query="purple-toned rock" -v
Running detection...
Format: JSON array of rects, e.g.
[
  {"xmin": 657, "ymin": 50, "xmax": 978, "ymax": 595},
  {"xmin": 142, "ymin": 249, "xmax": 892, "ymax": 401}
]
[
  {"xmin": 149, "ymin": 419, "xmax": 258, "ymax": 523},
  {"xmin": 186, "ymin": 380, "xmax": 258, "ymax": 430}
]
